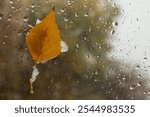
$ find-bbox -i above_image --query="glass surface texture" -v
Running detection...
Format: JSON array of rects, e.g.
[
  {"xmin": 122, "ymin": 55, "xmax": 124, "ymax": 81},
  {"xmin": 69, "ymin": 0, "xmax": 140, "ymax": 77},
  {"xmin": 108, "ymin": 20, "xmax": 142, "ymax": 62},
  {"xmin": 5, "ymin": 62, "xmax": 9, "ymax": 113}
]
[{"xmin": 0, "ymin": 0, "xmax": 150, "ymax": 99}]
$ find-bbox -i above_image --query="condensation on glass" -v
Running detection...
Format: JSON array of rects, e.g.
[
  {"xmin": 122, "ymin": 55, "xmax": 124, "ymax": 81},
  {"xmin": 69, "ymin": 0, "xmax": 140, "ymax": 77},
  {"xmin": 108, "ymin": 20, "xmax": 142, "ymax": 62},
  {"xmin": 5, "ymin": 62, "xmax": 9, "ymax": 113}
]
[{"xmin": 0, "ymin": 0, "xmax": 150, "ymax": 99}]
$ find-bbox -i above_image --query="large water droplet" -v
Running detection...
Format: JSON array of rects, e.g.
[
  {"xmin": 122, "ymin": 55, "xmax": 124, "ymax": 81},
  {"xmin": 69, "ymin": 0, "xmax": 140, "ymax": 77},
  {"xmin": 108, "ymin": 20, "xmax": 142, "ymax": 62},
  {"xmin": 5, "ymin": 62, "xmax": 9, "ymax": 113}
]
[{"xmin": 112, "ymin": 21, "xmax": 118, "ymax": 27}]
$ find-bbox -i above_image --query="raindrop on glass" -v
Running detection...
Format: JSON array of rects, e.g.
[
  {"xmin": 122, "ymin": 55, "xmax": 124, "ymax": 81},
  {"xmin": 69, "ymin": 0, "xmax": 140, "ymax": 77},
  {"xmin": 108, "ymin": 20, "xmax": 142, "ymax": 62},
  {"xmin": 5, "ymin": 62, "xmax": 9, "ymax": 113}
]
[
  {"xmin": 64, "ymin": 17, "xmax": 69, "ymax": 22},
  {"xmin": 111, "ymin": 30, "xmax": 115, "ymax": 35},
  {"xmin": 86, "ymin": 54, "xmax": 89, "ymax": 58},
  {"xmin": 2, "ymin": 41, "xmax": 6, "ymax": 45},
  {"xmin": 137, "ymin": 81, "xmax": 142, "ymax": 87},
  {"xmin": 135, "ymin": 65, "xmax": 140, "ymax": 70},
  {"xmin": 130, "ymin": 85, "xmax": 135, "ymax": 90},
  {"xmin": 11, "ymin": 5, "xmax": 15, "ymax": 9},
  {"xmin": 4, "ymin": 35, "xmax": 8, "ymax": 38},
  {"xmin": 95, "ymin": 71, "xmax": 98, "ymax": 75},
  {"xmin": 61, "ymin": 8, "xmax": 66, "ymax": 13},
  {"xmin": 112, "ymin": 21, "xmax": 118, "ymax": 27},
  {"xmin": 76, "ymin": 44, "xmax": 79, "ymax": 48},
  {"xmin": 84, "ymin": 37, "xmax": 87, "ymax": 40},
  {"xmin": 94, "ymin": 79, "xmax": 97, "ymax": 82},
  {"xmin": 0, "ymin": 14, "xmax": 3, "ymax": 20},
  {"xmin": 67, "ymin": 0, "xmax": 72, "ymax": 5},
  {"xmin": 75, "ymin": 12, "xmax": 78, "ymax": 17},
  {"xmin": 23, "ymin": 16, "xmax": 29, "ymax": 22},
  {"xmin": 10, "ymin": 0, "xmax": 14, "ymax": 4},
  {"xmin": 144, "ymin": 57, "xmax": 148, "ymax": 60},
  {"xmin": 31, "ymin": 10, "xmax": 35, "ymax": 13},
  {"xmin": 84, "ymin": 12, "xmax": 89, "ymax": 17},
  {"xmin": 31, "ymin": 3, "xmax": 36, "ymax": 8}
]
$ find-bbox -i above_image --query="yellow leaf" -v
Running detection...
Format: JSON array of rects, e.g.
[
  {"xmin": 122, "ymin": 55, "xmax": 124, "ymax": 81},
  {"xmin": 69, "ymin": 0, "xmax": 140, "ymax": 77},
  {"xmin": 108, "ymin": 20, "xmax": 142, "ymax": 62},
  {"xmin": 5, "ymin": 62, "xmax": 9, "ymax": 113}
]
[{"xmin": 26, "ymin": 8, "xmax": 61, "ymax": 63}]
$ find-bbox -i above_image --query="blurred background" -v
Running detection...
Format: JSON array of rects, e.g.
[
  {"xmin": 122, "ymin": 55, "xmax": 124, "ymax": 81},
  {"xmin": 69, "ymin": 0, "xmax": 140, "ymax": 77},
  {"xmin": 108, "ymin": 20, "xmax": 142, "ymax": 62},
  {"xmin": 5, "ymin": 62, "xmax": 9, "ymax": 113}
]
[{"xmin": 0, "ymin": 0, "xmax": 150, "ymax": 99}]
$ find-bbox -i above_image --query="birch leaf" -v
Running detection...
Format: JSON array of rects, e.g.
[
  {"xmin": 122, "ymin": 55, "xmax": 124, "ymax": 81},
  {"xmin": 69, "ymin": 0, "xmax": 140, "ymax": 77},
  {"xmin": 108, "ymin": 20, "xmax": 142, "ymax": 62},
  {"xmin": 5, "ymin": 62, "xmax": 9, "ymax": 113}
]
[{"xmin": 26, "ymin": 8, "xmax": 61, "ymax": 63}]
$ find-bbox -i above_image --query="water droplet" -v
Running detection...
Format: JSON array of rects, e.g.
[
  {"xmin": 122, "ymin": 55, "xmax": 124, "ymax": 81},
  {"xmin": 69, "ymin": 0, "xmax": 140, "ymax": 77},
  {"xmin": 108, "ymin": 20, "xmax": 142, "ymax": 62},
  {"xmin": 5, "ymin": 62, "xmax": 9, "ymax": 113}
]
[
  {"xmin": 137, "ymin": 74, "xmax": 141, "ymax": 78},
  {"xmin": 137, "ymin": 81, "xmax": 142, "ymax": 87},
  {"xmin": 26, "ymin": 7, "xmax": 29, "ymax": 11},
  {"xmin": 86, "ymin": 54, "xmax": 90, "ymax": 58},
  {"xmin": 64, "ymin": 17, "xmax": 69, "ymax": 22},
  {"xmin": 83, "ymin": 37, "xmax": 87, "ymax": 40},
  {"xmin": 31, "ymin": 9, "xmax": 35, "ymax": 13},
  {"xmin": 4, "ymin": 35, "xmax": 8, "ymax": 38},
  {"xmin": 18, "ymin": 32, "xmax": 21, "ymax": 36},
  {"xmin": 67, "ymin": 0, "xmax": 73, "ymax": 5},
  {"xmin": 15, "ymin": 19, "xmax": 19, "ymax": 22},
  {"xmin": 76, "ymin": 44, "xmax": 79, "ymax": 48},
  {"xmin": 61, "ymin": 8, "xmax": 66, "ymax": 13},
  {"xmin": 23, "ymin": 16, "xmax": 29, "ymax": 22},
  {"xmin": 31, "ymin": 4, "xmax": 36, "ymax": 8},
  {"xmin": 144, "ymin": 57, "xmax": 148, "ymax": 59},
  {"xmin": 112, "ymin": 21, "xmax": 118, "ymax": 27},
  {"xmin": 2, "ymin": 42, "xmax": 6, "ymax": 45},
  {"xmin": 135, "ymin": 65, "xmax": 140, "ymax": 70},
  {"xmin": 94, "ymin": 79, "xmax": 97, "ymax": 82},
  {"xmin": 8, "ymin": 15, "xmax": 12, "ymax": 21},
  {"xmin": 84, "ymin": 3, "xmax": 87, "ymax": 8},
  {"xmin": 95, "ymin": 71, "xmax": 98, "ymax": 75},
  {"xmin": 112, "ymin": 3, "xmax": 116, "ymax": 7},
  {"xmin": 10, "ymin": 0, "xmax": 14, "ymax": 4},
  {"xmin": 89, "ymin": 27, "xmax": 91, "ymax": 32},
  {"xmin": 75, "ymin": 12, "xmax": 78, "ymax": 17},
  {"xmin": 121, "ymin": 10, "xmax": 124, "ymax": 13},
  {"xmin": 122, "ymin": 77, "xmax": 126, "ymax": 81},
  {"xmin": 99, "ymin": 45, "xmax": 102, "ymax": 49},
  {"xmin": 130, "ymin": 85, "xmax": 135, "ymax": 90},
  {"xmin": 111, "ymin": 30, "xmax": 115, "ymax": 35},
  {"xmin": 11, "ymin": 5, "xmax": 15, "ymax": 9},
  {"xmin": 84, "ymin": 12, "xmax": 89, "ymax": 17},
  {"xmin": 0, "ymin": 14, "xmax": 3, "ymax": 20},
  {"xmin": 143, "ymin": 91, "xmax": 147, "ymax": 95},
  {"xmin": 8, "ymin": 18, "xmax": 11, "ymax": 21}
]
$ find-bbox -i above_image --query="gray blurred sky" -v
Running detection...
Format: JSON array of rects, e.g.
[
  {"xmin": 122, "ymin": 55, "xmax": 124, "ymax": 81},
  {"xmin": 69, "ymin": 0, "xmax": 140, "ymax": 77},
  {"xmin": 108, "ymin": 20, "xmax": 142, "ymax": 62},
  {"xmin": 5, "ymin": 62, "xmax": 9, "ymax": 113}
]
[{"xmin": 109, "ymin": 0, "xmax": 150, "ymax": 74}]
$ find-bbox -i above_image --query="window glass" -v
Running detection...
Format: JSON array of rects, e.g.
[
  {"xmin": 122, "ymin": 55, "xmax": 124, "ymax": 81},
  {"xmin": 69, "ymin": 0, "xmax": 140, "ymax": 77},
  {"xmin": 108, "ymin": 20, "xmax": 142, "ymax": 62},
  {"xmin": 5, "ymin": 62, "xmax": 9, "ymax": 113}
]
[{"xmin": 0, "ymin": 0, "xmax": 150, "ymax": 99}]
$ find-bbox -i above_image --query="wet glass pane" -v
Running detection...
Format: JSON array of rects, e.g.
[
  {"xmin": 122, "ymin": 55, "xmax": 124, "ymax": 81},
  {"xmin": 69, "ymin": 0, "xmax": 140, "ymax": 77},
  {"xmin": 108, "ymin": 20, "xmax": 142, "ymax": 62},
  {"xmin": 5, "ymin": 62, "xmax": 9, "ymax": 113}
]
[{"xmin": 0, "ymin": 0, "xmax": 150, "ymax": 99}]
